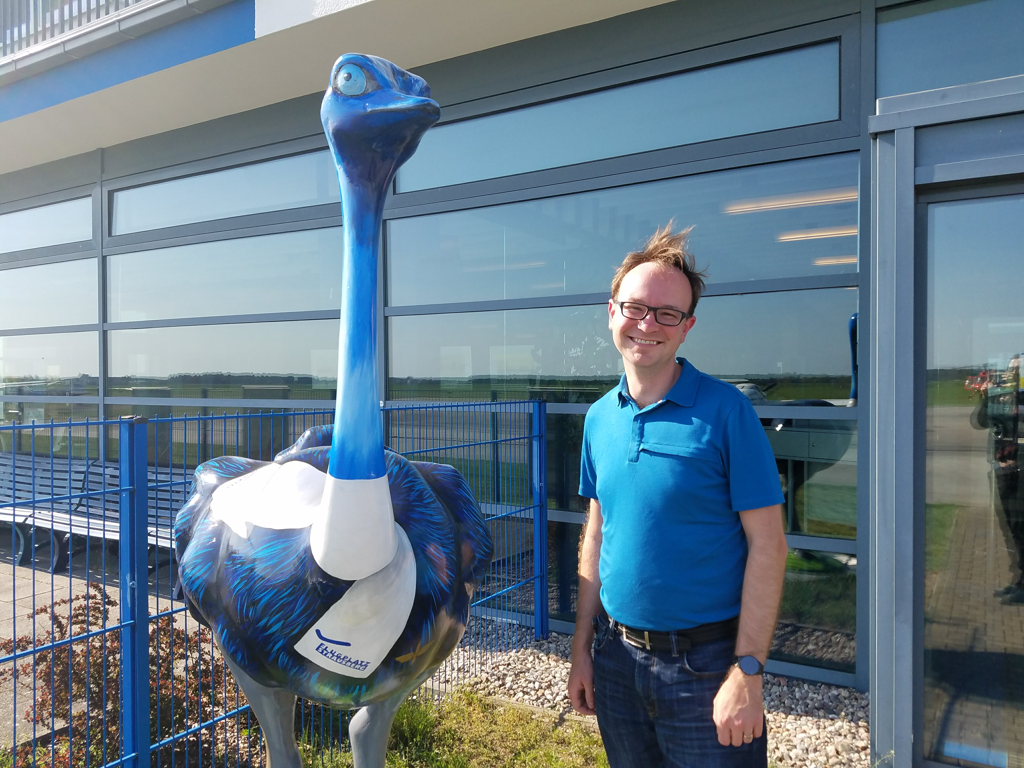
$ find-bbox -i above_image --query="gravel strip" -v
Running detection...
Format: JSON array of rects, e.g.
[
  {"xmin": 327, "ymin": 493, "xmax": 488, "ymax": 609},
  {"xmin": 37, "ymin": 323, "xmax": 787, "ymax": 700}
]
[{"xmin": 452, "ymin": 630, "xmax": 870, "ymax": 768}]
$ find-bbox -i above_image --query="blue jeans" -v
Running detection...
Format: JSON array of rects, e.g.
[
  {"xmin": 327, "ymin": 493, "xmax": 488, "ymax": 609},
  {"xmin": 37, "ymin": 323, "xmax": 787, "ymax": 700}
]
[{"xmin": 592, "ymin": 616, "xmax": 768, "ymax": 768}]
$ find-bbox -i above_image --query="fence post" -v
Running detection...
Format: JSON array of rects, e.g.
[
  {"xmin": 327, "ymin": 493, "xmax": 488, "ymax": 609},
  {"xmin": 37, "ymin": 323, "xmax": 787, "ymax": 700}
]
[
  {"xmin": 119, "ymin": 417, "xmax": 151, "ymax": 768},
  {"xmin": 531, "ymin": 401, "xmax": 549, "ymax": 640}
]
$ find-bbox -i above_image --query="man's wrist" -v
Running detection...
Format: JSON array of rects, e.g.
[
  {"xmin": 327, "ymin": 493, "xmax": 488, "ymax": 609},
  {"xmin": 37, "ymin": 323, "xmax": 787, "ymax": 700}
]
[{"xmin": 734, "ymin": 654, "xmax": 765, "ymax": 676}]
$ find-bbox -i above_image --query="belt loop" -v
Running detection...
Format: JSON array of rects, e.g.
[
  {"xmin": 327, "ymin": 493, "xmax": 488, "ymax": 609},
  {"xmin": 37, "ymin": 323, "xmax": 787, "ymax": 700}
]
[{"xmin": 669, "ymin": 631, "xmax": 679, "ymax": 657}]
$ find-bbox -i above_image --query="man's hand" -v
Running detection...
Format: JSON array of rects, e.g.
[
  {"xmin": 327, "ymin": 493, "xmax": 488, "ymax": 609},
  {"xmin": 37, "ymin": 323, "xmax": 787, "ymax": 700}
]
[
  {"xmin": 712, "ymin": 666, "xmax": 764, "ymax": 746},
  {"xmin": 567, "ymin": 640, "xmax": 596, "ymax": 715}
]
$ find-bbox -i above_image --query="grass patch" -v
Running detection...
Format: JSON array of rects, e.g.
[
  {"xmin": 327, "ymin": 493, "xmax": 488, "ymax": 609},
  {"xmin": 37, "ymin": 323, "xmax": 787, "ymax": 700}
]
[
  {"xmin": 925, "ymin": 503, "xmax": 959, "ymax": 574},
  {"xmin": 300, "ymin": 690, "xmax": 609, "ymax": 768}
]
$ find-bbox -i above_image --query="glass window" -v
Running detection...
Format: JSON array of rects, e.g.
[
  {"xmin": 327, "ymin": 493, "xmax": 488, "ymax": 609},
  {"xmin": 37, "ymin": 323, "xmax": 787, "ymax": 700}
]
[
  {"xmin": 768, "ymin": 420, "xmax": 857, "ymax": 539},
  {"xmin": 548, "ymin": 520, "xmax": 583, "ymax": 625},
  {"xmin": 0, "ymin": 259, "xmax": 97, "ymax": 330},
  {"xmin": 0, "ymin": 402, "xmax": 101, "ymax": 459},
  {"xmin": 107, "ymin": 228, "xmax": 344, "ymax": 322},
  {"xmin": 916, "ymin": 113, "xmax": 1024, "ymax": 168},
  {"xmin": 388, "ymin": 154, "xmax": 859, "ymax": 306},
  {"xmin": 107, "ymin": 320, "xmax": 339, "ymax": 400},
  {"xmin": 877, "ymin": 0, "xmax": 1024, "ymax": 98},
  {"xmin": 547, "ymin": 414, "xmax": 587, "ymax": 514},
  {"xmin": 0, "ymin": 197, "xmax": 91, "ymax": 254},
  {"xmin": 398, "ymin": 43, "xmax": 839, "ymax": 191},
  {"xmin": 388, "ymin": 288, "xmax": 857, "ymax": 405},
  {"xmin": 0, "ymin": 332, "xmax": 99, "ymax": 396},
  {"xmin": 388, "ymin": 305, "xmax": 621, "ymax": 403},
  {"xmin": 773, "ymin": 548, "xmax": 856, "ymax": 672},
  {"xmin": 924, "ymin": 193, "xmax": 1024, "ymax": 765},
  {"xmin": 111, "ymin": 151, "xmax": 339, "ymax": 235},
  {"xmin": 684, "ymin": 288, "xmax": 858, "ymax": 404}
]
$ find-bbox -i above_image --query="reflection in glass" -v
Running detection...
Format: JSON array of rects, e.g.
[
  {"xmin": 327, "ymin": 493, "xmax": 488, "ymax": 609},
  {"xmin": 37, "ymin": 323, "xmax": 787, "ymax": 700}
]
[
  {"xmin": 767, "ymin": 421, "xmax": 857, "ymax": 539},
  {"xmin": 548, "ymin": 521, "xmax": 583, "ymax": 625},
  {"xmin": 0, "ymin": 333, "xmax": 98, "ymax": 396},
  {"xmin": 772, "ymin": 548, "xmax": 856, "ymax": 672},
  {"xmin": 924, "ymin": 194, "xmax": 1024, "ymax": 766},
  {"xmin": 388, "ymin": 154, "xmax": 859, "ymax": 306},
  {"xmin": 398, "ymin": 43, "xmax": 838, "ymax": 191},
  {"xmin": 548, "ymin": 414, "xmax": 586, "ymax": 514},
  {"xmin": 107, "ymin": 320, "xmax": 339, "ymax": 400},
  {"xmin": 111, "ymin": 151, "xmax": 339, "ymax": 235},
  {"xmin": 104, "ymin": 404, "xmax": 333, "ymax": 466},
  {"xmin": 107, "ymin": 229, "xmax": 344, "ymax": 321},
  {"xmin": 0, "ymin": 197, "xmax": 91, "ymax": 254},
  {"xmin": 671, "ymin": 288, "xmax": 858, "ymax": 403},
  {"xmin": 877, "ymin": 0, "xmax": 1024, "ymax": 98},
  {"xmin": 389, "ymin": 289, "xmax": 857, "ymax": 405},
  {"xmin": 0, "ymin": 402, "xmax": 101, "ymax": 459},
  {"xmin": 388, "ymin": 305, "xmax": 621, "ymax": 403},
  {"xmin": 0, "ymin": 259, "xmax": 97, "ymax": 330}
]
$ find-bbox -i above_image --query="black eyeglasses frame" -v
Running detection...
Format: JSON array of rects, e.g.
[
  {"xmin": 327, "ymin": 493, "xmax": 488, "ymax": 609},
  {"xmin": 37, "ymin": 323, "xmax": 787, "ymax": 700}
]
[{"xmin": 614, "ymin": 300, "xmax": 691, "ymax": 327}]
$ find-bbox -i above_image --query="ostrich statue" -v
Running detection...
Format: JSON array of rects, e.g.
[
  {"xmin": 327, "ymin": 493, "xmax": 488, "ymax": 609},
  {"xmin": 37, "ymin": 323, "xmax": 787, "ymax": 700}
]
[{"xmin": 174, "ymin": 54, "xmax": 493, "ymax": 768}]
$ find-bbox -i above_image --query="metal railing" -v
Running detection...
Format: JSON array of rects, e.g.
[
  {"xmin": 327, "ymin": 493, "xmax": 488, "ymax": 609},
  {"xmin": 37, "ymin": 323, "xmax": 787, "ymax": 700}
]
[
  {"xmin": 0, "ymin": 402, "xmax": 548, "ymax": 768},
  {"xmin": 1, "ymin": 0, "xmax": 150, "ymax": 59}
]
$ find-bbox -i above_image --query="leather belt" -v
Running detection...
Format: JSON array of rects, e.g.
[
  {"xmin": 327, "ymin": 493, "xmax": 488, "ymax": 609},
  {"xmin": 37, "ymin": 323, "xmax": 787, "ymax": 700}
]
[{"xmin": 609, "ymin": 615, "xmax": 738, "ymax": 653}]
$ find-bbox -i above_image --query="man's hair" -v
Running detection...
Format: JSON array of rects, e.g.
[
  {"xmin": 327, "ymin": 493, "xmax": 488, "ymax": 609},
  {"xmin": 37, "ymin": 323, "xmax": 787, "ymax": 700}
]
[{"xmin": 611, "ymin": 223, "xmax": 707, "ymax": 314}]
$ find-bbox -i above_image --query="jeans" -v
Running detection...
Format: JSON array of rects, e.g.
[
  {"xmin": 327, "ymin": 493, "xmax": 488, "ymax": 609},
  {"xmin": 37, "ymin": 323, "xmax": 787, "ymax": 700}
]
[{"xmin": 592, "ymin": 615, "xmax": 768, "ymax": 768}]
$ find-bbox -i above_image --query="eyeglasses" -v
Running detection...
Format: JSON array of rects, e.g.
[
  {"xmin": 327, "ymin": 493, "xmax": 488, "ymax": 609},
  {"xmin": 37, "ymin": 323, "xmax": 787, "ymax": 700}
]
[{"xmin": 615, "ymin": 301, "xmax": 690, "ymax": 327}]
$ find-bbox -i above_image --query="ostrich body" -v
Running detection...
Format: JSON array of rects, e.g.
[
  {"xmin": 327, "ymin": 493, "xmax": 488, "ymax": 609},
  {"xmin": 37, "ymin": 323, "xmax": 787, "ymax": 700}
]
[{"xmin": 174, "ymin": 54, "xmax": 492, "ymax": 768}]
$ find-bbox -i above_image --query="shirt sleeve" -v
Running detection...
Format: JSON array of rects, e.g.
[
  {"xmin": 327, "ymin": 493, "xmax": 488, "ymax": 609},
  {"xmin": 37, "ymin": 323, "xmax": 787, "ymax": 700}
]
[
  {"xmin": 578, "ymin": 412, "xmax": 598, "ymax": 500},
  {"xmin": 723, "ymin": 397, "xmax": 785, "ymax": 512}
]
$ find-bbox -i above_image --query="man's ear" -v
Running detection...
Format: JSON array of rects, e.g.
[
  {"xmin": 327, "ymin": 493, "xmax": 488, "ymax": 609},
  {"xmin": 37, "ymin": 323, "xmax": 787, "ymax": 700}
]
[
  {"xmin": 607, "ymin": 299, "xmax": 616, "ymax": 330},
  {"xmin": 679, "ymin": 315, "xmax": 697, "ymax": 342}
]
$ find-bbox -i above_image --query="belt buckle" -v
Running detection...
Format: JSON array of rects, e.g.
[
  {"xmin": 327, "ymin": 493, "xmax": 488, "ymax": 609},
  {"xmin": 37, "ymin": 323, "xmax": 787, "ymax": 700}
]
[{"xmin": 619, "ymin": 625, "xmax": 651, "ymax": 651}]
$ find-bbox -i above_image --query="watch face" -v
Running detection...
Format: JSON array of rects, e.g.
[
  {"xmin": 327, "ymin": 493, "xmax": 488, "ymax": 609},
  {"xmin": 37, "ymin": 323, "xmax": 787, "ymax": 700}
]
[{"xmin": 737, "ymin": 655, "xmax": 763, "ymax": 675}]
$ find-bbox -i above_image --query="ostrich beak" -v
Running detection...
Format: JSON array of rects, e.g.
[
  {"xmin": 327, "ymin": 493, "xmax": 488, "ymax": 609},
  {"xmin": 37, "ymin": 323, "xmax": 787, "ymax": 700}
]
[{"xmin": 367, "ymin": 95, "xmax": 440, "ymax": 121}]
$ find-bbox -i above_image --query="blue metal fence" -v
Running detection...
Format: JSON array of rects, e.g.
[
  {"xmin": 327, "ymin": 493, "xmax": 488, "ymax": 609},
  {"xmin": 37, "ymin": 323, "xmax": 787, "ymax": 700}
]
[{"xmin": 0, "ymin": 402, "xmax": 547, "ymax": 768}]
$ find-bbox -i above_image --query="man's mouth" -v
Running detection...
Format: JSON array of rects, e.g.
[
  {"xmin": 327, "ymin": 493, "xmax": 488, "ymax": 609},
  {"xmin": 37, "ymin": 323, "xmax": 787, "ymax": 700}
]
[{"xmin": 629, "ymin": 337, "xmax": 659, "ymax": 346}]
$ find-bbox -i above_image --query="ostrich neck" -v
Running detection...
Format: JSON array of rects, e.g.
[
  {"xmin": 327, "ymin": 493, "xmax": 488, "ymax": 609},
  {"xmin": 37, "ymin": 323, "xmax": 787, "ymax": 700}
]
[{"xmin": 327, "ymin": 177, "xmax": 388, "ymax": 481}]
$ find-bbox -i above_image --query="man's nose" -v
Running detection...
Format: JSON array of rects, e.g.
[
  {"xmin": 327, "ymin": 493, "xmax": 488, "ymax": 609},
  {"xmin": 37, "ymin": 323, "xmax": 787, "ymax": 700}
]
[{"xmin": 637, "ymin": 312, "xmax": 660, "ymax": 331}]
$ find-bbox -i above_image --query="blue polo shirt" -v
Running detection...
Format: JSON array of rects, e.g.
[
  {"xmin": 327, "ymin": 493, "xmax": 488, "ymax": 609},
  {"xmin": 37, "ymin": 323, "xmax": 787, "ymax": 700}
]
[{"xmin": 579, "ymin": 358, "xmax": 783, "ymax": 631}]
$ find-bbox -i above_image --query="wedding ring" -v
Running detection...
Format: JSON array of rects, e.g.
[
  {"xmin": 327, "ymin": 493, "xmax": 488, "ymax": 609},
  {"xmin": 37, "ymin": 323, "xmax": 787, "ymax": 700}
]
[{"xmin": 743, "ymin": 733, "xmax": 753, "ymax": 742}]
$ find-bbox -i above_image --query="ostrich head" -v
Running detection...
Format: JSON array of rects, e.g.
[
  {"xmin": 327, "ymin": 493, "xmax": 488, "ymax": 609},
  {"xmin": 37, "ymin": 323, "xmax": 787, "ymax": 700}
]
[{"xmin": 321, "ymin": 54, "xmax": 440, "ymax": 191}]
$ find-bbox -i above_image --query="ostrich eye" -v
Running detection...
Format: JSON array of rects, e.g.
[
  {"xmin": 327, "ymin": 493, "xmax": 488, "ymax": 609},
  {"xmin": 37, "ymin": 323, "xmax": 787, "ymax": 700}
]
[{"xmin": 335, "ymin": 64, "xmax": 368, "ymax": 96}]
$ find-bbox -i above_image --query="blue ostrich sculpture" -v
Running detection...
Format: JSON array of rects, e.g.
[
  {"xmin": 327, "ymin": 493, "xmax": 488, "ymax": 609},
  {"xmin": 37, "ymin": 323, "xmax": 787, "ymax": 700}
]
[{"xmin": 174, "ymin": 54, "xmax": 493, "ymax": 768}]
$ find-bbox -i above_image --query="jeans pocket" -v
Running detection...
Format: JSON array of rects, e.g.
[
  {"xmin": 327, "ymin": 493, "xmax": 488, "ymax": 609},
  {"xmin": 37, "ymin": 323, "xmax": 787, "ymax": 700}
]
[
  {"xmin": 592, "ymin": 614, "xmax": 614, "ymax": 653},
  {"xmin": 680, "ymin": 637, "xmax": 735, "ymax": 679}
]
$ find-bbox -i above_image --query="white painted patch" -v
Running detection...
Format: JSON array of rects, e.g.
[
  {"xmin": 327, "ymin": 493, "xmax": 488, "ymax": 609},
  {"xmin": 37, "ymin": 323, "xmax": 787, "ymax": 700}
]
[
  {"xmin": 294, "ymin": 524, "xmax": 416, "ymax": 678},
  {"xmin": 310, "ymin": 475, "xmax": 398, "ymax": 581},
  {"xmin": 209, "ymin": 461, "xmax": 326, "ymax": 538}
]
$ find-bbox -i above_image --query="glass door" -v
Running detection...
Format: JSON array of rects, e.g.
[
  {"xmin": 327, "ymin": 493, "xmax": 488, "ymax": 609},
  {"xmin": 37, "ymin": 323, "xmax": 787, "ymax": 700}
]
[{"xmin": 923, "ymin": 189, "xmax": 1024, "ymax": 767}]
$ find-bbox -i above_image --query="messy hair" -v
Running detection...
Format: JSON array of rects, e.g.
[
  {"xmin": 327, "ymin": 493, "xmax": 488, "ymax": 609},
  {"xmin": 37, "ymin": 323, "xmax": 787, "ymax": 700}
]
[{"xmin": 610, "ymin": 223, "xmax": 707, "ymax": 314}]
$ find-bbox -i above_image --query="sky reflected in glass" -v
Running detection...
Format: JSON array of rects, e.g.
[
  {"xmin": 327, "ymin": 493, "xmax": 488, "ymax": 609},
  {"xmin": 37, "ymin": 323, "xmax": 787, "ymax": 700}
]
[
  {"xmin": 389, "ymin": 154, "xmax": 859, "ymax": 306},
  {"xmin": 877, "ymin": 0, "xmax": 1024, "ymax": 98},
  {"xmin": 107, "ymin": 320, "xmax": 339, "ymax": 400},
  {"xmin": 0, "ymin": 197, "xmax": 91, "ymax": 254},
  {"xmin": 107, "ymin": 228, "xmax": 344, "ymax": 322},
  {"xmin": 111, "ymin": 151, "xmax": 339, "ymax": 235},
  {"xmin": 0, "ymin": 332, "xmax": 99, "ymax": 396},
  {"xmin": 0, "ymin": 259, "xmax": 97, "ymax": 330},
  {"xmin": 399, "ymin": 43, "xmax": 838, "ymax": 191}
]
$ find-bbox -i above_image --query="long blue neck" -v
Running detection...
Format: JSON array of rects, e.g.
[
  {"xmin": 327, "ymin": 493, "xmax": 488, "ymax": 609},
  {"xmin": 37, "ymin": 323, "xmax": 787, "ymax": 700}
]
[{"xmin": 327, "ymin": 176, "xmax": 388, "ymax": 480}]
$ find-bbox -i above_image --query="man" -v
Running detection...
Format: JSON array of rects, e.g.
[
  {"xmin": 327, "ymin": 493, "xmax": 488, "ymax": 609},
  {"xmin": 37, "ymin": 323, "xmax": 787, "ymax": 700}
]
[{"xmin": 567, "ymin": 224, "xmax": 788, "ymax": 768}]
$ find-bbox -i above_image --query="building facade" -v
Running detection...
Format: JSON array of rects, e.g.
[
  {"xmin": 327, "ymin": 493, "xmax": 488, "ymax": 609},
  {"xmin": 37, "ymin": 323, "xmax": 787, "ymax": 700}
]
[{"xmin": 1, "ymin": 0, "xmax": 1022, "ymax": 765}]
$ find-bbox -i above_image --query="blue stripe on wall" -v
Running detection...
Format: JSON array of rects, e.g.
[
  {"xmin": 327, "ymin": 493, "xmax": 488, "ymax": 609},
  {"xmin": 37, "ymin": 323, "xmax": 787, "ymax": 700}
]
[{"xmin": 0, "ymin": 0, "xmax": 255, "ymax": 124}]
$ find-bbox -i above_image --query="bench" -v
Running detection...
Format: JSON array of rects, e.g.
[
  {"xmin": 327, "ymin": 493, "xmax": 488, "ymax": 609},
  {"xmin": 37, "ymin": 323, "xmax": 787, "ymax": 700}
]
[{"xmin": 0, "ymin": 452, "xmax": 190, "ymax": 573}]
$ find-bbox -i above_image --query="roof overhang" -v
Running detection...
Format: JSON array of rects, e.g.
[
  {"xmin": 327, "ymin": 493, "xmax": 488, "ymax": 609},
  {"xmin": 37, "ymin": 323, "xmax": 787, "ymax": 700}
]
[{"xmin": 0, "ymin": 0, "xmax": 673, "ymax": 177}]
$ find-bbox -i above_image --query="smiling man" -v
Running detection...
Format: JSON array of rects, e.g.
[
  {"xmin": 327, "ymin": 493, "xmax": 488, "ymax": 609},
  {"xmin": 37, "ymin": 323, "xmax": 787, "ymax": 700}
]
[{"xmin": 567, "ymin": 224, "xmax": 788, "ymax": 768}]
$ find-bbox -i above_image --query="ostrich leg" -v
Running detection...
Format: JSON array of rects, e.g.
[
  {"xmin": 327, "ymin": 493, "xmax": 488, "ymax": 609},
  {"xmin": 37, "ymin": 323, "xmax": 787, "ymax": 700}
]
[
  {"xmin": 222, "ymin": 653, "xmax": 301, "ymax": 768},
  {"xmin": 349, "ymin": 685, "xmax": 416, "ymax": 768}
]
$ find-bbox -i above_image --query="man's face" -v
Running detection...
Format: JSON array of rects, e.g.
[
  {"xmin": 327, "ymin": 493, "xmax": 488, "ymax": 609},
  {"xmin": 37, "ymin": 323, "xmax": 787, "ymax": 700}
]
[{"xmin": 608, "ymin": 261, "xmax": 697, "ymax": 374}]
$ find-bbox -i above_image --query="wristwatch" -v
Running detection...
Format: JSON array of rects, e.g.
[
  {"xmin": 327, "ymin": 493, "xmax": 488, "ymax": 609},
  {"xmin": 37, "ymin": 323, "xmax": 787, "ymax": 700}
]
[{"xmin": 735, "ymin": 655, "xmax": 764, "ymax": 676}]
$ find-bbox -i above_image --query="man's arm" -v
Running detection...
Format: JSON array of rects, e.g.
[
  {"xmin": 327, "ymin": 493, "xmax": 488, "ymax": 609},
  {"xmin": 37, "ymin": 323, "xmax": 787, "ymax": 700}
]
[
  {"xmin": 713, "ymin": 503, "xmax": 788, "ymax": 747},
  {"xmin": 567, "ymin": 498, "xmax": 603, "ymax": 716}
]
